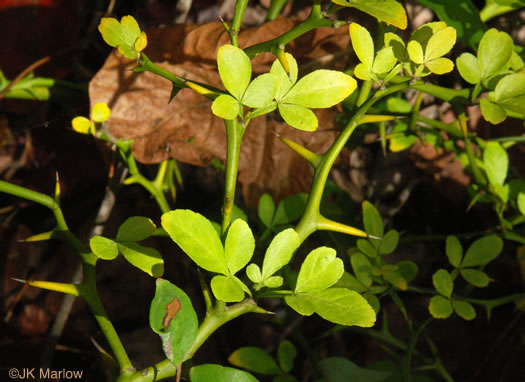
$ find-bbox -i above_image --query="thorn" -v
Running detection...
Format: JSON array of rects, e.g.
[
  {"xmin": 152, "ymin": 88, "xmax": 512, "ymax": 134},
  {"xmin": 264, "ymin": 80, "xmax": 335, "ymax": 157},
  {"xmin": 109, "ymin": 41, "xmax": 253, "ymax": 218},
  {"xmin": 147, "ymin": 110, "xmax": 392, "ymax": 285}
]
[
  {"xmin": 367, "ymin": 234, "xmax": 382, "ymax": 240},
  {"xmin": 11, "ymin": 277, "xmax": 27, "ymax": 284}
]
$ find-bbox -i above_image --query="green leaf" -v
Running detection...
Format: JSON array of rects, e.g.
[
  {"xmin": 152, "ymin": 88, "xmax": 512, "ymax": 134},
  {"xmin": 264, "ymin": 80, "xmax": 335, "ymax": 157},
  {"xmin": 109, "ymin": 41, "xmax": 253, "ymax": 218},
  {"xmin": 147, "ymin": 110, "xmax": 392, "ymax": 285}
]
[
  {"xmin": 417, "ymin": 0, "xmax": 486, "ymax": 48},
  {"xmin": 212, "ymin": 94, "xmax": 240, "ymax": 120},
  {"xmin": 98, "ymin": 17, "xmax": 124, "ymax": 47},
  {"xmin": 116, "ymin": 216, "xmax": 156, "ymax": 242},
  {"xmin": 285, "ymin": 288, "xmax": 376, "ymax": 327},
  {"xmin": 217, "ymin": 44, "xmax": 251, "ymax": 100},
  {"xmin": 350, "ymin": 252, "xmax": 373, "ymax": 288},
  {"xmin": 278, "ymin": 103, "xmax": 318, "ymax": 131},
  {"xmin": 456, "ymin": 53, "xmax": 481, "ymax": 84},
  {"xmin": 357, "ymin": 239, "xmax": 377, "ymax": 258},
  {"xmin": 425, "ymin": 27, "xmax": 457, "ymax": 61},
  {"xmin": 118, "ymin": 242, "xmax": 164, "ymax": 277},
  {"xmin": 295, "ymin": 247, "xmax": 344, "ymax": 293},
  {"xmin": 282, "ymin": 70, "xmax": 357, "ymax": 108},
  {"xmin": 483, "ymin": 141, "xmax": 508, "ymax": 186},
  {"xmin": 149, "ymin": 279, "xmax": 198, "ymax": 365},
  {"xmin": 432, "ymin": 269, "xmax": 453, "ymax": 298},
  {"xmin": 263, "ymin": 276, "xmax": 283, "ymax": 288},
  {"xmin": 349, "ymin": 23, "xmax": 375, "ymax": 68},
  {"xmin": 270, "ymin": 53, "xmax": 298, "ymax": 100},
  {"xmin": 258, "ymin": 193, "xmax": 275, "ymax": 228},
  {"xmin": 494, "ymin": 73, "xmax": 525, "ymax": 114},
  {"xmin": 384, "ymin": 33, "xmax": 408, "ymax": 62},
  {"xmin": 272, "ymin": 193, "xmax": 307, "ymax": 226},
  {"xmin": 162, "ymin": 210, "xmax": 227, "ymax": 274},
  {"xmin": 478, "ymin": 29, "xmax": 514, "ymax": 79},
  {"xmin": 98, "ymin": 16, "xmax": 144, "ymax": 59},
  {"xmin": 362, "ymin": 201, "xmax": 384, "ymax": 238},
  {"xmin": 211, "ymin": 275, "xmax": 246, "ymax": 302},
  {"xmin": 245, "ymin": 102, "xmax": 277, "ymax": 120},
  {"xmin": 372, "ymin": 47, "xmax": 397, "ymax": 75},
  {"xmin": 480, "ymin": 97, "xmax": 507, "ymax": 124},
  {"xmin": 425, "ymin": 58, "xmax": 454, "ymax": 74},
  {"xmin": 462, "ymin": 234, "xmax": 503, "ymax": 267},
  {"xmin": 395, "ymin": 260, "xmax": 418, "ymax": 285},
  {"xmin": 228, "ymin": 347, "xmax": 281, "ymax": 375},
  {"xmin": 518, "ymin": 193, "xmax": 525, "ymax": 215},
  {"xmin": 428, "ymin": 295, "xmax": 453, "ymax": 319},
  {"xmin": 446, "ymin": 235, "xmax": 463, "ymax": 268},
  {"xmin": 277, "ymin": 341, "xmax": 296, "ymax": 373},
  {"xmin": 333, "ymin": 0, "xmax": 407, "ymax": 29},
  {"xmin": 243, "ymin": 73, "xmax": 279, "ymax": 108},
  {"xmin": 460, "ymin": 269, "xmax": 490, "ymax": 287},
  {"xmin": 225, "ymin": 219, "xmax": 255, "ymax": 275},
  {"xmin": 354, "ymin": 63, "xmax": 372, "ymax": 81},
  {"xmin": 246, "ymin": 264, "xmax": 262, "ymax": 284},
  {"xmin": 407, "ymin": 41, "xmax": 424, "ymax": 64},
  {"xmin": 319, "ymin": 357, "xmax": 392, "ymax": 382},
  {"xmin": 335, "ymin": 272, "xmax": 367, "ymax": 293},
  {"xmin": 379, "ymin": 230, "xmax": 399, "ymax": 255},
  {"xmin": 90, "ymin": 236, "xmax": 119, "ymax": 260},
  {"xmin": 261, "ymin": 228, "xmax": 300, "ymax": 280},
  {"xmin": 452, "ymin": 299, "xmax": 476, "ymax": 320},
  {"xmin": 382, "ymin": 267, "xmax": 408, "ymax": 290},
  {"xmin": 190, "ymin": 364, "xmax": 258, "ymax": 382}
]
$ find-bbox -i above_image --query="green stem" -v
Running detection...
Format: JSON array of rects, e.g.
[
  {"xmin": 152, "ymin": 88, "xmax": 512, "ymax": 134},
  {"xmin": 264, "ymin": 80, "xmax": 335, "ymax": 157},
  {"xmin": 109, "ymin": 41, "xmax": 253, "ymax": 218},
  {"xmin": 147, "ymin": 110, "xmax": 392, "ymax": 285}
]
[
  {"xmin": 295, "ymin": 82, "xmax": 411, "ymax": 242},
  {"xmin": 230, "ymin": 0, "xmax": 249, "ymax": 47},
  {"xmin": 243, "ymin": 2, "xmax": 333, "ymax": 58},
  {"xmin": 458, "ymin": 112, "xmax": 486, "ymax": 186},
  {"xmin": 80, "ymin": 259, "xmax": 134, "ymax": 374},
  {"xmin": 356, "ymin": 80, "xmax": 372, "ymax": 107},
  {"xmin": 119, "ymin": 146, "xmax": 171, "ymax": 213},
  {"xmin": 221, "ymin": 119, "xmax": 244, "ymax": 234},
  {"xmin": 0, "ymin": 180, "xmax": 133, "ymax": 373},
  {"xmin": 266, "ymin": 0, "xmax": 288, "ymax": 20}
]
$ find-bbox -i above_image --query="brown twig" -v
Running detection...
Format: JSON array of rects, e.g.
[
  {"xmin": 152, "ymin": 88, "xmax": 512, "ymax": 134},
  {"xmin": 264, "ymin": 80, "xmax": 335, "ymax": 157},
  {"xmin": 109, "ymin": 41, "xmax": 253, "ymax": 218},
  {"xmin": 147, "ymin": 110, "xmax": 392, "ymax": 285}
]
[{"xmin": 0, "ymin": 56, "xmax": 50, "ymax": 100}]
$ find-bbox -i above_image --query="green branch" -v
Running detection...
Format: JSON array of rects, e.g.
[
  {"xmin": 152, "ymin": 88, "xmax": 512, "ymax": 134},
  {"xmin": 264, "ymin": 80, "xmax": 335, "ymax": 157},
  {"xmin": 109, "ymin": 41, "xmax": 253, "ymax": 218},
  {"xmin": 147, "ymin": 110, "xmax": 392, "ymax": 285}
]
[{"xmin": 243, "ymin": 2, "xmax": 334, "ymax": 58}]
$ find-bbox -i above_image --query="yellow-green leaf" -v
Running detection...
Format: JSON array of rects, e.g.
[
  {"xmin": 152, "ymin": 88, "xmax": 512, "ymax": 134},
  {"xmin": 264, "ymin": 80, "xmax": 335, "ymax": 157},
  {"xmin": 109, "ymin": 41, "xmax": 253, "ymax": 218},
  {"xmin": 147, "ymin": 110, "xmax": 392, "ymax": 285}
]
[
  {"xmin": 333, "ymin": 0, "xmax": 407, "ymax": 30},
  {"xmin": 134, "ymin": 31, "xmax": 148, "ymax": 52},
  {"xmin": 407, "ymin": 40, "xmax": 424, "ymax": 64},
  {"xmin": 71, "ymin": 116, "xmax": 93, "ymax": 134},
  {"xmin": 425, "ymin": 57, "xmax": 454, "ymax": 74},
  {"xmin": 217, "ymin": 44, "xmax": 251, "ymax": 100},
  {"xmin": 278, "ymin": 103, "xmax": 318, "ymax": 131},
  {"xmin": 212, "ymin": 94, "xmax": 240, "ymax": 120},
  {"xmin": 349, "ymin": 23, "xmax": 374, "ymax": 68},
  {"xmin": 91, "ymin": 102, "xmax": 111, "ymax": 123},
  {"xmin": 425, "ymin": 27, "xmax": 456, "ymax": 61},
  {"xmin": 282, "ymin": 70, "xmax": 357, "ymax": 108},
  {"xmin": 354, "ymin": 63, "xmax": 372, "ymax": 81}
]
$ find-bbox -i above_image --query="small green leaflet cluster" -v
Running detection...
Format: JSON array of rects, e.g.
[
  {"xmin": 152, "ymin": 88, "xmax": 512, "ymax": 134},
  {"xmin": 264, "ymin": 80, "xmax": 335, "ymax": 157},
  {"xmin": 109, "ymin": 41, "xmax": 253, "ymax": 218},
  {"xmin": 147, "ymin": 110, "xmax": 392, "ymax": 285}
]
[
  {"xmin": 456, "ymin": 28, "xmax": 525, "ymax": 124},
  {"xmin": 162, "ymin": 210, "xmax": 254, "ymax": 303},
  {"xmin": 98, "ymin": 16, "xmax": 147, "ymax": 60},
  {"xmin": 283, "ymin": 246, "xmax": 376, "ymax": 327},
  {"xmin": 429, "ymin": 235, "xmax": 503, "ymax": 320},
  {"xmin": 349, "ymin": 21, "xmax": 457, "ymax": 82},
  {"xmin": 212, "ymin": 45, "xmax": 357, "ymax": 131},
  {"xmin": 341, "ymin": 201, "xmax": 417, "ymax": 313},
  {"xmin": 0, "ymin": 70, "xmax": 52, "ymax": 101},
  {"xmin": 189, "ymin": 364, "xmax": 258, "ymax": 382},
  {"xmin": 161, "ymin": 209, "xmax": 375, "ymax": 327},
  {"xmin": 89, "ymin": 216, "xmax": 164, "ymax": 277},
  {"xmin": 149, "ymin": 279, "xmax": 198, "ymax": 365},
  {"xmin": 466, "ymin": 140, "xmax": 525, "ymax": 224},
  {"xmin": 388, "ymin": 22, "xmax": 457, "ymax": 78},
  {"xmin": 258, "ymin": 193, "xmax": 307, "ymax": 232},
  {"xmin": 228, "ymin": 341, "xmax": 298, "ymax": 382}
]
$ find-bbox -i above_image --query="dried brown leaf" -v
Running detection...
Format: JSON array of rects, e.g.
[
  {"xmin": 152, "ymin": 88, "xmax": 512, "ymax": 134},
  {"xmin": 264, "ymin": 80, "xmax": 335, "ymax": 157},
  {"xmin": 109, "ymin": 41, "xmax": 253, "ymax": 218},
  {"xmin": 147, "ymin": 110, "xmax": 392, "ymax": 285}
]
[{"xmin": 90, "ymin": 19, "xmax": 350, "ymax": 206}]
